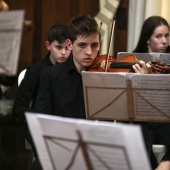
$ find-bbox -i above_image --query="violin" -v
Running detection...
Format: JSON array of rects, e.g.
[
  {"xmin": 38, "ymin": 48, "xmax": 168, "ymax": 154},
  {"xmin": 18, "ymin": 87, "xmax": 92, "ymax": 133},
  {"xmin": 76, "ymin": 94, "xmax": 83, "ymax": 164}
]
[
  {"xmin": 87, "ymin": 16, "xmax": 170, "ymax": 74},
  {"xmin": 87, "ymin": 15, "xmax": 140, "ymax": 73},
  {"xmin": 87, "ymin": 54, "xmax": 138, "ymax": 73},
  {"xmin": 87, "ymin": 54, "xmax": 170, "ymax": 74}
]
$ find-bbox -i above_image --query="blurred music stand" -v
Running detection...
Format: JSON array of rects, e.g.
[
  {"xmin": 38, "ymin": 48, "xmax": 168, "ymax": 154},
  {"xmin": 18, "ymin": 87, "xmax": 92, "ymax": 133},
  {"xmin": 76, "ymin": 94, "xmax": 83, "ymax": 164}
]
[
  {"xmin": 26, "ymin": 113, "xmax": 151, "ymax": 170},
  {"xmin": 0, "ymin": 10, "xmax": 24, "ymax": 76}
]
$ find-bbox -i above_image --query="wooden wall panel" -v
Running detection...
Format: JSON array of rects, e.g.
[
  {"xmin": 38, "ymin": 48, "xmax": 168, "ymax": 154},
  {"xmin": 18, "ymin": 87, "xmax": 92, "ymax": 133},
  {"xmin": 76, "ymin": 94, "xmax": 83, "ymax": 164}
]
[
  {"xmin": 41, "ymin": 0, "xmax": 71, "ymax": 58},
  {"xmin": 69, "ymin": 0, "xmax": 99, "ymax": 16},
  {"xmin": 79, "ymin": 0, "xmax": 99, "ymax": 16},
  {"xmin": 31, "ymin": 0, "xmax": 42, "ymax": 63},
  {"xmin": 41, "ymin": 0, "xmax": 99, "ymax": 59}
]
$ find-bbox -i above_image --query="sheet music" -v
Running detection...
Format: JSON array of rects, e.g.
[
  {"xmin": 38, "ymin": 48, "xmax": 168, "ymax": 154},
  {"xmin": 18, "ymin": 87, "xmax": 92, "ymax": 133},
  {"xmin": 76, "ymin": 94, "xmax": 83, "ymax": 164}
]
[
  {"xmin": 82, "ymin": 72, "xmax": 170, "ymax": 122},
  {"xmin": 82, "ymin": 72, "xmax": 129, "ymax": 120},
  {"xmin": 25, "ymin": 112, "xmax": 54, "ymax": 169},
  {"xmin": 129, "ymin": 74, "xmax": 170, "ymax": 121},
  {"xmin": 25, "ymin": 113, "xmax": 151, "ymax": 170},
  {"xmin": 0, "ymin": 10, "xmax": 25, "ymax": 75}
]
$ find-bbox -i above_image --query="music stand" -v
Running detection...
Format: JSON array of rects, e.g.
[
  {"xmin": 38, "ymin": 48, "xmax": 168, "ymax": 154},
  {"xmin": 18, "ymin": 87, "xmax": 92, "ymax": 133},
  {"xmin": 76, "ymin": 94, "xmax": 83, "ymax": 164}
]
[
  {"xmin": 26, "ymin": 113, "xmax": 151, "ymax": 170},
  {"xmin": 82, "ymin": 72, "xmax": 170, "ymax": 122},
  {"xmin": 0, "ymin": 10, "xmax": 24, "ymax": 75}
]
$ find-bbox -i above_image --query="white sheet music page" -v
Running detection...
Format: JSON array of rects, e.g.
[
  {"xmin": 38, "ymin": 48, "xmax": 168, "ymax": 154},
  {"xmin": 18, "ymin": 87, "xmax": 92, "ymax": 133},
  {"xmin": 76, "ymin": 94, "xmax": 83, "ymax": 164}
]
[
  {"xmin": 129, "ymin": 74, "xmax": 170, "ymax": 122},
  {"xmin": 0, "ymin": 10, "xmax": 24, "ymax": 75},
  {"xmin": 25, "ymin": 113, "xmax": 151, "ymax": 170},
  {"xmin": 82, "ymin": 72, "xmax": 170, "ymax": 122},
  {"xmin": 82, "ymin": 72, "xmax": 129, "ymax": 120}
]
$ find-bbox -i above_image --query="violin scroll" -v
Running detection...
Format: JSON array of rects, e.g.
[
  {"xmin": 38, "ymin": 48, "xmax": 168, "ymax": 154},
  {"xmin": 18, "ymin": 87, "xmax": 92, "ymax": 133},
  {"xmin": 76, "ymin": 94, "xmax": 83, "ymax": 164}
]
[{"xmin": 151, "ymin": 60, "xmax": 170, "ymax": 74}]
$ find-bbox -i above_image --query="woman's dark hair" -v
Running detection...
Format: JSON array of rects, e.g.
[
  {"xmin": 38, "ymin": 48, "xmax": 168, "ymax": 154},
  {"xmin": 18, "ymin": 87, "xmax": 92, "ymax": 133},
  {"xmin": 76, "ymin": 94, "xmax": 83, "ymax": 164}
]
[{"xmin": 133, "ymin": 16, "xmax": 170, "ymax": 53}]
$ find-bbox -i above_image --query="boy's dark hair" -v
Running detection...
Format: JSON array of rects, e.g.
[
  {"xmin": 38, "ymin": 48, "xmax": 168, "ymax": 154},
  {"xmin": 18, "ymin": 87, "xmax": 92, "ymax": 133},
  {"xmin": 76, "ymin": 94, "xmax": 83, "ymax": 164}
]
[
  {"xmin": 47, "ymin": 24, "xmax": 68, "ymax": 44},
  {"xmin": 68, "ymin": 15, "xmax": 100, "ymax": 42}
]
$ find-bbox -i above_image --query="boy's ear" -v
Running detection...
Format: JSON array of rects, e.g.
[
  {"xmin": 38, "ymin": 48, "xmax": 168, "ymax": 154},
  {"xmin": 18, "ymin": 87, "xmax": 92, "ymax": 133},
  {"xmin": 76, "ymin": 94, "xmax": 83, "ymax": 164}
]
[
  {"xmin": 66, "ymin": 39, "xmax": 72, "ymax": 51},
  {"xmin": 45, "ymin": 41, "xmax": 50, "ymax": 50}
]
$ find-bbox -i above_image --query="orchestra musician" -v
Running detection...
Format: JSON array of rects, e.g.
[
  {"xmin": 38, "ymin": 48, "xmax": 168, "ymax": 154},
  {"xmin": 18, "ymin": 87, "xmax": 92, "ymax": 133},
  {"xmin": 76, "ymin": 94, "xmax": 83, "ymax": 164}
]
[
  {"xmin": 34, "ymin": 14, "xmax": 151, "ymax": 122},
  {"xmin": 33, "ymin": 14, "xmax": 151, "ymax": 169},
  {"xmin": 12, "ymin": 24, "xmax": 71, "ymax": 170},
  {"xmin": 133, "ymin": 16, "xmax": 170, "ymax": 170}
]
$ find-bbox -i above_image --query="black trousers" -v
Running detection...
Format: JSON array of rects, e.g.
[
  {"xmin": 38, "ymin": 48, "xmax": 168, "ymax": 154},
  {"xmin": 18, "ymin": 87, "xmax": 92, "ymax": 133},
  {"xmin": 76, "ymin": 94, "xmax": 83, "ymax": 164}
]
[
  {"xmin": 135, "ymin": 122, "xmax": 170, "ymax": 170},
  {"xmin": 119, "ymin": 121, "xmax": 170, "ymax": 170}
]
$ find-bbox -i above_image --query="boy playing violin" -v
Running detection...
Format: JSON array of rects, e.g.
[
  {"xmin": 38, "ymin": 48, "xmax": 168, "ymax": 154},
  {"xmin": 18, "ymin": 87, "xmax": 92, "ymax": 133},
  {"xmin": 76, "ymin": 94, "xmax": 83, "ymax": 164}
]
[
  {"xmin": 33, "ymin": 14, "xmax": 151, "ymax": 169},
  {"xmin": 34, "ymin": 14, "xmax": 151, "ymax": 117}
]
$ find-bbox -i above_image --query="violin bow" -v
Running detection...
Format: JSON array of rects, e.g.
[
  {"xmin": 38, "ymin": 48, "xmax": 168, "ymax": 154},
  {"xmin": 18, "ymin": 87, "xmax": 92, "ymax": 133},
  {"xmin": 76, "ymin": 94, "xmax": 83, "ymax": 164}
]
[{"xmin": 104, "ymin": 16, "xmax": 116, "ymax": 72}]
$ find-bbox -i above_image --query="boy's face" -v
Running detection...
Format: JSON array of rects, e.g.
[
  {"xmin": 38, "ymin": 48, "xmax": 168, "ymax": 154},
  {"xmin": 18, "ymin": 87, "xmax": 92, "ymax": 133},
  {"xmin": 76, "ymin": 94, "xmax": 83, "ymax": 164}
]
[
  {"xmin": 46, "ymin": 40, "xmax": 71, "ymax": 63},
  {"xmin": 67, "ymin": 34, "xmax": 100, "ymax": 72}
]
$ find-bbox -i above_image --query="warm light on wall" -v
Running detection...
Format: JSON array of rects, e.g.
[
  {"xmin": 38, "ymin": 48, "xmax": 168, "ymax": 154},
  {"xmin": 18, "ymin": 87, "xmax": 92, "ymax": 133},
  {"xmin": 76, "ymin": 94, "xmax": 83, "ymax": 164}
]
[
  {"xmin": 0, "ymin": 0, "xmax": 9, "ymax": 11},
  {"xmin": 161, "ymin": 0, "xmax": 170, "ymax": 24}
]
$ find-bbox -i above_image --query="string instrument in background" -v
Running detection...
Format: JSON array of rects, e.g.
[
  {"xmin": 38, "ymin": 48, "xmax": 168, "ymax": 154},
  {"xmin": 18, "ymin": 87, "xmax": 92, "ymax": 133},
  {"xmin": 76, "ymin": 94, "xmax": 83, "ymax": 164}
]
[
  {"xmin": 87, "ymin": 15, "xmax": 170, "ymax": 74},
  {"xmin": 87, "ymin": 54, "xmax": 170, "ymax": 74},
  {"xmin": 151, "ymin": 60, "xmax": 170, "ymax": 74},
  {"xmin": 87, "ymin": 54, "xmax": 138, "ymax": 73},
  {"xmin": 86, "ymin": 16, "xmax": 141, "ymax": 73},
  {"xmin": 109, "ymin": 56, "xmax": 170, "ymax": 74}
]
